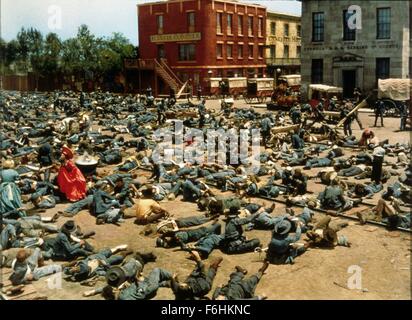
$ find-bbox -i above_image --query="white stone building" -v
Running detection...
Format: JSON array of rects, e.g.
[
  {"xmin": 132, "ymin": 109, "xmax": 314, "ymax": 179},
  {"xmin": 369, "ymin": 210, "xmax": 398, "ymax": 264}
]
[{"xmin": 300, "ymin": 0, "xmax": 411, "ymax": 99}]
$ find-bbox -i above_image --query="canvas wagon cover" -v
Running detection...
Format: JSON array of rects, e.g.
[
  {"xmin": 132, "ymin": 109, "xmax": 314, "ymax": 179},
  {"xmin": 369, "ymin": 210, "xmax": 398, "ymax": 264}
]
[{"xmin": 378, "ymin": 79, "xmax": 411, "ymax": 101}]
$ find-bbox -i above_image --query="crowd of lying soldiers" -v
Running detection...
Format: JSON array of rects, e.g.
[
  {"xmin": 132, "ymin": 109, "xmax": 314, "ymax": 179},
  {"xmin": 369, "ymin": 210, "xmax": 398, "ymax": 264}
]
[{"xmin": 0, "ymin": 90, "xmax": 410, "ymax": 300}]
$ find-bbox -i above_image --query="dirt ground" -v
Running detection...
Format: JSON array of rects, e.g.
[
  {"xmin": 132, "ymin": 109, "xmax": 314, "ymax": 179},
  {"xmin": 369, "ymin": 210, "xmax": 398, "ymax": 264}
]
[{"xmin": 2, "ymin": 100, "xmax": 411, "ymax": 300}]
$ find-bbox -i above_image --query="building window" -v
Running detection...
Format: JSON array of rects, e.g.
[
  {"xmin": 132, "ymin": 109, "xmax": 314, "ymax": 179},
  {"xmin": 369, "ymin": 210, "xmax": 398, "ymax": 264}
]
[
  {"xmin": 227, "ymin": 14, "xmax": 233, "ymax": 34},
  {"xmin": 297, "ymin": 46, "xmax": 301, "ymax": 58},
  {"xmin": 376, "ymin": 58, "xmax": 390, "ymax": 81},
  {"xmin": 216, "ymin": 44, "xmax": 223, "ymax": 58},
  {"xmin": 238, "ymin": 15, "xmax": 243, "ymax": 35},
  {"xmin": 238, "ymin": 45, "xmax": 243, "ymax": 58},
  {"xmin": 283, "ymin": 45, "xmax": 289, "ymax": 58},
  {"xmin": 227, "ymin": 44, "xmax": 233, "ymax": 58},
  {"xmin": 248, "ymin": 45, "xmax": 254, "ymax": 58},
  {"xmin": 248, "ymin": 16, "xmax": 253, "ymax": 36},
  {"xmin": 297, "ymin": 25, "xmax": 301, "ymax": 37},
  {"xmin": 270, "ymin": 45, "xmax": 276, "ymax": 58},
  {"xmin": 343, "ymin": 10, "xmax": 356, "ymax": 41},
  {"xmin": 410, "ymin": 8, "xmax": 412, "ymax": 40},
  {"xmin": 284, "ymin": 23, "xmax": 289, "ymax": 37},
  {"xmin": 187, "ymin": 12, "xmax": 195, "ymax": 32},
  {"xmin": 217, "ymin": 13, "xmax": 223, "ymax": 34},
  {"xmin": 270, "ymin": 22, "xmax": 276, "ymax": 35},
  {"xmin": 178, "ymin": 44, "xmax": 196, "ymax": 61},
  {"xmin": 377, "ymin": 8, "xmax": 391, "ymax": 39},
  {"xmin": 312, "ymin": 12, "xmax": 324, "ymax": 42},
  {"xmin": 157, "ymin": 15, "xmax": 164, "ymax": 34},
  {"xmin": 258, "ymin": 46, "xmax": 264, "ymax": 59},
  {"xmin": 157, "ymin": 44, "xmax": 165, "ymax": 60},
  {"xmin": 258, "ymin": 17, "xmax": 263, "ymax": 37},
  {"xmin": 311, "ymin": 59, "xmax": 323, "ymax": 84}
]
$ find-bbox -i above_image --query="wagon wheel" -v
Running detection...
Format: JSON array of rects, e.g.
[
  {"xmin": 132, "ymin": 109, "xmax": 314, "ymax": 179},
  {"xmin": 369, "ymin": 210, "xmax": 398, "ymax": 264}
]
[
  {"xmin": 257, "ymin": 96, "xmax": 265, "ymax": 104},
  {"xmin": 382, "ymin": 99, "xmax": 399, "ymax": 117}
]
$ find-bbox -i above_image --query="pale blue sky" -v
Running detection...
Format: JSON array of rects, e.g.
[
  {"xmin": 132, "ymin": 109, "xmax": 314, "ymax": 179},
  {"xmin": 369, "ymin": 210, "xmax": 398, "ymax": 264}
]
[{"xmin": 1, "ymin": 0, "xmax": 301, "ymax": 45}]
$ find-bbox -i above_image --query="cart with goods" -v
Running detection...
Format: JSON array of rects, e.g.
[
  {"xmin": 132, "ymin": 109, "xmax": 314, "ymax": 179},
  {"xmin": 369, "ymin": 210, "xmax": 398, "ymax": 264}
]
[{"xmin": 244, "ymin": 78, "xmax": 274, "ymax": 103}]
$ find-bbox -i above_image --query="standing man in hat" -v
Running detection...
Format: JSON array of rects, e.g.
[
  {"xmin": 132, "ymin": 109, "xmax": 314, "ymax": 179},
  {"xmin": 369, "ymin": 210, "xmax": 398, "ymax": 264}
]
[
  {"xmin": 221, "ymin": 207, "xmax": 261, "ymax": 254},
  {"xmin": 340, "ymin": 103, "xmax": 354, "ymax": 136},
  {"xmin": 156, "ymin": 99, "xmax": 167, "ymax": 125},
  {"xmin": 399, "ymin": 102, "xmax": 408, "ymax": 131},
  {"xmin": 374, "ymin": 100, "xmax": 385, "ymax": 127},
  {"xmin": 197, "ymin": 99, "xmax": 207, "ymax": 128},
  {"xmin": 260, "ymin": 115, "xmax": 272, "ymax": 147}
]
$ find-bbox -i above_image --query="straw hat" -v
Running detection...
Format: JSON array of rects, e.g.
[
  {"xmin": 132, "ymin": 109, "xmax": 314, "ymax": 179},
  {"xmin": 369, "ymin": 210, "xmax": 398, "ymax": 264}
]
[{"xmin": 2, "ymin": 159, "xmax": 15, "ymax": 169}]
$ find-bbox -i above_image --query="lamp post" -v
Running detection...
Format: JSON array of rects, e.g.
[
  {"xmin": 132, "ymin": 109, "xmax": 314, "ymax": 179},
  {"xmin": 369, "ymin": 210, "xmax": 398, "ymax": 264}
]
[{"xmin": 276, "ymin": 68, "xmax": 281, "ymax": 86}]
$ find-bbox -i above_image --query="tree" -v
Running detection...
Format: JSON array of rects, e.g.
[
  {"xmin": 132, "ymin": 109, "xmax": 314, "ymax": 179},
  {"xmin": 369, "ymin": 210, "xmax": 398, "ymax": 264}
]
[{"xmin": 41, "ymin": 33, "xmax": 62, "ymax": 76}]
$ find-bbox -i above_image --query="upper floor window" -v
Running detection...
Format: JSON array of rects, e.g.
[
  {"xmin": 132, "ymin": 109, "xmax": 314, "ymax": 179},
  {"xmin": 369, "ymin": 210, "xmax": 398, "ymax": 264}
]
[
  {"xmin": 238, "ymin": 15, "xmax": 244, "ymax": 35},
  {"xmin": 178, "ymin": 44, "xmax": 196, "ymax": 61},
  {"xmin": 297, "ymin": 25, "xmax": 301, "ymax": 37},
  {"xmin": 312, "ymin": 12, "xmax": 324, "ymax": 42},
  {"xmin": 376, "ymin": 58, "xmax": 390, "ymax": 81},
  {"xmin": 270, "ymin": 45, "xmax": 276, "ymax": 58},
  {"xmin": 227, "ymin": 44, "xmax": 233, "ymax": 58},
  {"xmin": 217, "ymin": 44, "xmax": 223, "ymax": 58},
  {"xmin": 270, "ymin": 22, "xmax": 276, "ymax": 35},
  {"xmin": 217, "ymin": 12, "xmax": 223, "ymax": 34},
  {"xmin": 312, "ymin": 59, "xmax": 323, "ymax": 84},
  {"xmin": 258, "ymin": 17, "xmax": 263, "ymax": 37},
  {"xmin": 297, "ymin": 46, "xmax": 301, "ymax": 58},
  {"xmin": 343, "ymin": 10, "xmax": 356, "ymax": 41},
  {"xmin": 227, "ymin": 14, "xmax": 233, "ymax": 34},
  {"xmin": 157, "ymin": 15, "xmax": 164, "ymax": 34},
  {"xmin": 377, "ymin": 8, "xmax": 391, "ymax": 39},
  {"xmin": 238, "ymin": 45, "xmax": 244, "ymax": 58},
  {"xmin": 248, "ymin": 44, "xmax": 254, "ymax": 58},
  {"xmin": 283, "ymin": 45, "xmax": 289, "ymax": 58},
  {"xmin": 248, "ymin": 16, "xmax": 253, "ymax": 36},
  {"xmin": 187, "ymin": 12, "xmax": 195, "ymax": 32},
  {"xmin": 258, "ymin": 46, "xmax": 264, "ymax": 59},
  {"xmin": 284, "ymin": 23, "xmax": 289, "ymax": 37}
]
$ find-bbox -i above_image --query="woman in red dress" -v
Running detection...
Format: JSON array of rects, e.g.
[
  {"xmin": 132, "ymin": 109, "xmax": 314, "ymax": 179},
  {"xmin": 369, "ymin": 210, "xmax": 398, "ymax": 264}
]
[{"xmin": 57, "ymin": 146, "xmax": 87, "ymax": 202}]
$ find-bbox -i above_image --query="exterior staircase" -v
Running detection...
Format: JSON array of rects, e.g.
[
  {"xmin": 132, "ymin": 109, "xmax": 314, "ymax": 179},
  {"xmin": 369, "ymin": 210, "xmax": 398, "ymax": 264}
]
[{"xmin": 154, "ymin": 59, "xmax": 186, "ymax": 95}]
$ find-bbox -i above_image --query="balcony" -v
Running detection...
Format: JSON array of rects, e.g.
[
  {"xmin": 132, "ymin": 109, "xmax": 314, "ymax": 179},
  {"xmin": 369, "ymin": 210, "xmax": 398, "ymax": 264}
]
[{"xmin": 266, "ymin": 57, "xmax": 301, "ymax": 66}]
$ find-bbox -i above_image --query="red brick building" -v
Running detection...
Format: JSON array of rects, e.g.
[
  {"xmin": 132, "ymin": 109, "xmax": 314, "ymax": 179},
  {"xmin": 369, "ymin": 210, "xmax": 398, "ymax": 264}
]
[{"xmin": 133, "ymin": 0, "xmax": 267, "ymax": 95}]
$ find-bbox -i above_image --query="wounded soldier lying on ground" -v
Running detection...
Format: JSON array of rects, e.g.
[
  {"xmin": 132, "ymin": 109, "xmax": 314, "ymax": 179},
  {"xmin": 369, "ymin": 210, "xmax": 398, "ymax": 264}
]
[
  {"xmin": 306, "ymin": 216, "xmax": 350, "ymax": 248},
  {"xmin": 356, "ymin": 198, "xmax": 411, "ymax": 230},
  {"xmin": 9, "ymin": 248, "xmax": 62, "ymax": 286},
  {"xmin": 155, "ymin": 215, "xmax": 221, "ymax": 249},
  {"xmin": 171, "ymin": 251, "xmax": 223, "ymax": 300},
  {"xmin": 212, "ymin": 262, "xmax": 269, "ymax": 300},
  {"xmin": 63, "ymin": 245, "xmax": 133, "ymax": 282}
]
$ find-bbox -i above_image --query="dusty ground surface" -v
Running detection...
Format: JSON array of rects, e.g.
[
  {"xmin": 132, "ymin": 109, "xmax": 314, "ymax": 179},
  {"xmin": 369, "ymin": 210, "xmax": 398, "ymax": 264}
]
[{"xmin": 1, "ymin": 99, "xmax": 411, "ymax": 300}]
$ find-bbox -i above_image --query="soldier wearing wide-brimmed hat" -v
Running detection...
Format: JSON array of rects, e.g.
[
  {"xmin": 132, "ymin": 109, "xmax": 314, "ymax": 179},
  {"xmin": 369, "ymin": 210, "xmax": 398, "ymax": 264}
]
[{"xmin": 221, "ymin": 206, "xmax": 261, "ymax": 255}]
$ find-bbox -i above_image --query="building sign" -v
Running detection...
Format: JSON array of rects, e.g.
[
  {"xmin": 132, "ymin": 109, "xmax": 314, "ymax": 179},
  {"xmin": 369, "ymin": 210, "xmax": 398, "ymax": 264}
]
[
  {"xmin": 303, "ymin": 41, "xmax": 400, "ymax": 52},
  {"xmin": 150, "ymin": 32, "xmax": 201, "ymax": 43},
  {"xmin": 268, "ymin": 36, "xmax": 301, "ymax": 44}
]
